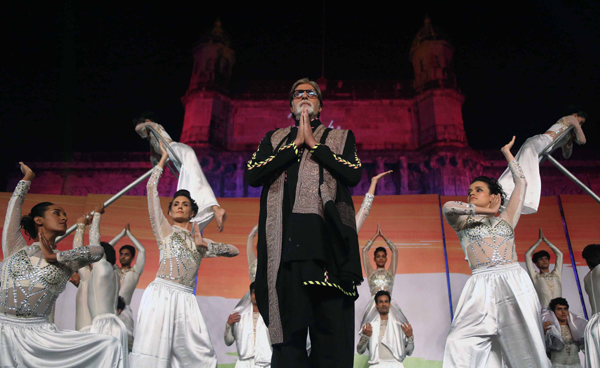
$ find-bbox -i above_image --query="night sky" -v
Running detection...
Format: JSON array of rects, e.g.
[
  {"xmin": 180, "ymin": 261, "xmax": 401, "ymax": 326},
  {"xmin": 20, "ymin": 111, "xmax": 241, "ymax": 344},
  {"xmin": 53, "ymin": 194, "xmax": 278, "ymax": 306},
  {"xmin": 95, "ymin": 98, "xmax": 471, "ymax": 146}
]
[{"xmin": 2, "ymin": 1, "xmax": 600, "ymax": 176}]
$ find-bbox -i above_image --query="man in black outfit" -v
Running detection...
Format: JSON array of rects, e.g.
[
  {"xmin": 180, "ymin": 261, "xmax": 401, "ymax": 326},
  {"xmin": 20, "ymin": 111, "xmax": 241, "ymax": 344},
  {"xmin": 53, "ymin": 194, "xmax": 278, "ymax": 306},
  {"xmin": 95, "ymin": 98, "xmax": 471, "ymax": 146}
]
[{"xmin": 246, "ymin": 78, "xmax": 364, "ymax": 367}]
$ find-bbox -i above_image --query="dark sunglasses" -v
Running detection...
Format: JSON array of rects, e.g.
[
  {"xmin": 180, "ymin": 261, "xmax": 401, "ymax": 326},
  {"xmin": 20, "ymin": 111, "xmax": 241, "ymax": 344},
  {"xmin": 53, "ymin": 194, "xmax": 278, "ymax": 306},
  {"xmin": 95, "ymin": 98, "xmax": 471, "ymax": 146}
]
[{"xmin": 293, "ymin": 89, "xmax": 319, "ymax": 99}]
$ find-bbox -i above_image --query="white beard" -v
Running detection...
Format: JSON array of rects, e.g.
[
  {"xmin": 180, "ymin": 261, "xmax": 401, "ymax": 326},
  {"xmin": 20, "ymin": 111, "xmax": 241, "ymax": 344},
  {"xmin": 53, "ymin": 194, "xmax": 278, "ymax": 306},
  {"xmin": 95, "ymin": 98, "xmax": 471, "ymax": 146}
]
[{"xmin": 293, "ymin": 101, "xmax": 319, "ymax": 120}]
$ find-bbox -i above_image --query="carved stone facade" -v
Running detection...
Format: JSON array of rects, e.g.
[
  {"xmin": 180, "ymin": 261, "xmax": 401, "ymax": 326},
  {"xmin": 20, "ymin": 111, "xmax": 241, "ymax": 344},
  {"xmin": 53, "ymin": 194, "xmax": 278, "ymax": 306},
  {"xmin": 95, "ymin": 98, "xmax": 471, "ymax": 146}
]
[{"xmin": 6, "ymin": 19, "xmax": 600, "ymax": 198}]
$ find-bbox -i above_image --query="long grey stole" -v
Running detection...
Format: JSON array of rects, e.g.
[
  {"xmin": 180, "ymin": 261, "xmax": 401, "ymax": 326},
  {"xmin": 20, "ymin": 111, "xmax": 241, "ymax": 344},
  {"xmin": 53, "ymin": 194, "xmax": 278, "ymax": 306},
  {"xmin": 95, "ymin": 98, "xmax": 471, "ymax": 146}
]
[{"xmin": 265, "ymin": 125, "xmax": 348, "ymax": 344}]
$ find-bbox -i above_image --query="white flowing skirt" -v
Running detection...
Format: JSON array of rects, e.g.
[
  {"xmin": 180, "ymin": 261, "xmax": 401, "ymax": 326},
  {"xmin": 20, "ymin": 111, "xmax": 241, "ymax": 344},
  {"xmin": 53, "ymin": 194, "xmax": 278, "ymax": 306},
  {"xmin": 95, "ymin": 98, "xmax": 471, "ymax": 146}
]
[
  {"xmin": 169, "ymin": 142, "xmax": 219, "ymax": 230},
  {"xmin": 118, "ymin": 304, "xmax": 135, "ymax": 352},
  {"xmin": 130, "ymin": 278, "xmax": 217, "ymax": 368},
  {"xmin": 585, "ymin": 312, "xmax": 600, "ymax": 368},
  {"xmin": 443, "ymin": 263, "xmax": 549, "ymax": 368},
  {"xmin": 498, "ymin": 134, "xmax": 552, "ymax": 215},
  {"xmin": 0, "ymin": 314, "xmax": 122, "ymax": 368},
  {"xmin": 91, "ymin": 313, "xmax": 130, "ymax": 368}
]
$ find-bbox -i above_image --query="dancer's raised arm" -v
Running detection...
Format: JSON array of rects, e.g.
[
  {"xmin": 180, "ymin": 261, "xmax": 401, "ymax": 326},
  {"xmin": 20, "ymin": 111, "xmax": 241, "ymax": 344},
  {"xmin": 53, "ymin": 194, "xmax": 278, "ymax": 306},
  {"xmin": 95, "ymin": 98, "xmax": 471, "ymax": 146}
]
[
  {"xmin": 73, "ymin": 214, "xmax": 93, "ymax": 273},
  {"xmin": 379, "ymin": 226, "xmax": 398, "ymax": 276},
  {"xmin": 2, "ymin": 163, "xmax": 34, "ymax": 259},
  {"xmin": 525, "ymin": 229, "xmax": 544, "ymax": 278},
  {"xmin": 109, "ymin": 228, "xmax": 127, "ymax": 247},
  {"xmin": 356, "ymin": 171, "xmax": 392, "ymax": 233},
  {"xmin": 499, "ymin": 136, "xmax": 527, "ymax": 229},
  {"xmin": 125, "ymin": 224, "xmax": 146, "ymax": 275},
  {"xmin": 362, "ymin": 228, "xmax": 380, "ymax": 277},
  {"xmin": 542, "ymin": 231, "xmax": 563, "ymax": 277},
  {"xmin": 146, "ymin": 144, "xmax": 172, "ymax": 240},
  {"xmin": 564, "ymin": 116, "xmax": 586, "ymax": 145}
]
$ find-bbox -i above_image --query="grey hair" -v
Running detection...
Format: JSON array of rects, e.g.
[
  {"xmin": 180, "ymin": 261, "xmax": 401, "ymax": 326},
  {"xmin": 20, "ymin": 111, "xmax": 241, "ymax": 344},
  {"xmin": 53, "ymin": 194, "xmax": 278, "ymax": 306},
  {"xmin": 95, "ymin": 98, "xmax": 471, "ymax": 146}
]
[{"xmin": 289, "ymin": 78, "xmax": 323, "ymax": 108}]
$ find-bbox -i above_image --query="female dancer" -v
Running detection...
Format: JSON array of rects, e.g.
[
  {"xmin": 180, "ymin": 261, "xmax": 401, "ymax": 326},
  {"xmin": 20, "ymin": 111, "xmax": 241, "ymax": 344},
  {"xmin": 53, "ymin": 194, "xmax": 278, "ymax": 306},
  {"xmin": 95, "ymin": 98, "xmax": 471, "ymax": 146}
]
[
  {"xmin": 361, "ymin": 225, "xmax": 409, "ymax": 328},
  {"xmin": 442, "ymin": 137, "xmax": 548, "ymax": 367},
  {"xmin": 135, "ymin": 113, "xmax": 227, "ymax": 231},
  {"xmin": 0, "ymin": 163, "xmax": 123, "ymax": 367},
  {"xmin": 130, "ymin": 143, "xmax": 238, "ymax": 367},
  {"xmin": 498, "ymin": 108, "xmax": 587, "ymax": 214}
]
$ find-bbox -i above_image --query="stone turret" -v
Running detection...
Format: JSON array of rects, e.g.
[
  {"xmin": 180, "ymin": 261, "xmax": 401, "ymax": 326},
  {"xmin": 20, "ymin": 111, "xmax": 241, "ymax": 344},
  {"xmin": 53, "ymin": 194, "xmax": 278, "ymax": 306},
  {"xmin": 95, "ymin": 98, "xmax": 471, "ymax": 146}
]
[
  {"xmin": 410, "ymin": 16, "xmax": 455, "ymax": 92},
  {"xmin": 410, "ymin": 17, "xmax": 467, "ymax": 149},
  {"xmin": 181, "ymin": 20, "xmax": 234, "ymax": 148}
]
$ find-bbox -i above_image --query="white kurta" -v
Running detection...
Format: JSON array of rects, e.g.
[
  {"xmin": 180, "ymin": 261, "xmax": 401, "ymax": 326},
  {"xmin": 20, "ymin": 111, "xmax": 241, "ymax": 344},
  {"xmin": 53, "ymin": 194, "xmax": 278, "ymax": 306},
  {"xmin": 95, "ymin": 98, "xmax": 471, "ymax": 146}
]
[
  {"xmin": 225, "ymin": 304, "xmax": 272, "ymax": 367},
  {"xmin": 358, "ymin": 313, "xmax": 413, "ymax": 367}
]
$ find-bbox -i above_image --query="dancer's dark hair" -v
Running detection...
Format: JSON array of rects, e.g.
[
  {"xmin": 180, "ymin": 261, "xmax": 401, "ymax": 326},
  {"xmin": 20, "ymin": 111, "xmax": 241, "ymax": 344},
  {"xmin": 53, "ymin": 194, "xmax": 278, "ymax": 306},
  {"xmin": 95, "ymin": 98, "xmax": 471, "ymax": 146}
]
[
  {"xmin": 250, "ymin": 282, "xmax": 256, "ymax": 293},
  {"xmin": 563, "ymin": 105, "xmax": 587, "ymax": 119},
  {"xmin": 133, "ymin": 111, "xmax": 160, "ymax": 126},
  {"xmin": 100, "ymin": 242, "xmax": 117, "ymax": 265},
  {"xmin": 20, "ymin": 202, "xmax": 55, "ymax": 239},
  {"xmin": 549, "ymin": 297, "xmax": 569, "ymax": 312},
  {"xmin": 120, "ymin": 245, "xmax": 136, "ymax": 258},
  {"xmin": 583, "ymin": 244, "xmax": 600, "ymax": 269},
  {"xmin": 532, "ymin": 250, "xmax": 551, "ymax": 264},
  {"xmin": 471, "ymin": 176, "xmax": 506, "ymax": 206},
  {"xmin": 374, "ymin": 247, "xmax": 387, "ymax": 256},
  {"xmin": 374, "ymin": 290, "xmax": 391, "ymax": 303},
  {"xmin": 168, "ymin": 190, "xmax": 199, "ymax": 218}
]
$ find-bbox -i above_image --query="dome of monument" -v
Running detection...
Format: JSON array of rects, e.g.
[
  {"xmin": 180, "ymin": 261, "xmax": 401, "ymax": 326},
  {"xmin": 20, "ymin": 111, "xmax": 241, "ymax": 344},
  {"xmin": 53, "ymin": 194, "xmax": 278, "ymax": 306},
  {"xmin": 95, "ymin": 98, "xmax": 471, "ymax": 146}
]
[{"xmin": 410, "ymin": 17, "xmax": 450, "ymax": 54}]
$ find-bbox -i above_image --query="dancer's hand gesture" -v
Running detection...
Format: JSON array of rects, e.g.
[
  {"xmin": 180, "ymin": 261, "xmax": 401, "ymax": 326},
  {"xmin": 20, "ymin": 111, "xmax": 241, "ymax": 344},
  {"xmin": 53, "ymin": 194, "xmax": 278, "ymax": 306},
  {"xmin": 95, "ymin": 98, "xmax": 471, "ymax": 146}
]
[
  {"xmin": 543, "ymin": 321, "xmax": 552, "ymax": 332},
  {"xmin": 157, "ymin": 142, "xmax": 169, "ymax": 169},
  {"xmin": 192, "ymin": 222, "xmax": 208, "ymax": 249},
  {"xmin": 227, "ymin": 312, "xmax": 241, "ymax": 326},
  {"xmin": 489, "ymin": 194, "xmax": 502, "ymax": 214},
  {"xmin": 371, "ymin": 170, "xmax": 393, "ymax": 184},
  {"xmin": 76, "ymin": 214, "xmax": 91, "ymax": 226},
  {"xmin": 362, "ymin": 323, "xmax": 373, "ymax": 337},
  {"xmin": 401, "ymin": 323, "xmax": 413, "ymax": 338},
  {"xmin": 19, "ymin": 162, "xmax": 35, "ymax": 181},
  {"xmin": 501, "ymin": 136, "xmax": 516, "ymax": 163},
  {"xmin": 93, "ymin": 203, "xmax": 105, "ymax": 215}
]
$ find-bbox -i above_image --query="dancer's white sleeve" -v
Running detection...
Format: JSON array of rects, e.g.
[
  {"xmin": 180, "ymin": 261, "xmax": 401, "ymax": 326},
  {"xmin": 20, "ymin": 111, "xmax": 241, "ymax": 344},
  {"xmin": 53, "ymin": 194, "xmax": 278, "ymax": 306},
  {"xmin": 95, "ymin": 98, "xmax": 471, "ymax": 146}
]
[
  {"xmin": 2, "ymin": 180, "xmax": 30, "ymax": 259},
  {"xmin": 147, "ymin": 166, "xmax": 172, "ymax": 240}
]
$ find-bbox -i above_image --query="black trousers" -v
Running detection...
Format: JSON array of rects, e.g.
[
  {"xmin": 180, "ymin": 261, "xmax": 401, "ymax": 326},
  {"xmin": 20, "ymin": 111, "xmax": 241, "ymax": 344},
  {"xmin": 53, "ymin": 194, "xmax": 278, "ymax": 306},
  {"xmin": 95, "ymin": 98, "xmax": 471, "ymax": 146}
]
[{"xmin": 271, "ymin": 285, "xmax": 355, "ymax": 368}]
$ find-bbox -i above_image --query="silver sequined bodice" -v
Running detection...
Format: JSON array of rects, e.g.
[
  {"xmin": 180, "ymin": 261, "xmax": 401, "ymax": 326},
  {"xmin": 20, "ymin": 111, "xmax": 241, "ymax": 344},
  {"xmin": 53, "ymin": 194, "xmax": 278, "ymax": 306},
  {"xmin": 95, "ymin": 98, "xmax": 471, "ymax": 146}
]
[
  {"xmin": 156, "ymin": 228, "xmax": 203, "ymax": 287},
  {"xmin": 368, "ymin": 268, "xmax": 394, "ymax": 296},
  {"xmin": 0, "ymin": 245, "xmax": 102, "ymax": 318},
  {"xmin": 458, "ymin": 216, "xmax": 517, "ymax": 270}
]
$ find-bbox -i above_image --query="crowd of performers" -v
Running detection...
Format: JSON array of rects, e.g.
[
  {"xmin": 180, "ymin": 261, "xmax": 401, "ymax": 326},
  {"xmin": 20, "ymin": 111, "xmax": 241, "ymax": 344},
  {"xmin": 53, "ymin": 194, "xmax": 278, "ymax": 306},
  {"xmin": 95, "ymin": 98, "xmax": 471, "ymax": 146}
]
[{"xmin": 0, "ymin": 77, "xmax": 597, "ymax": 368}]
